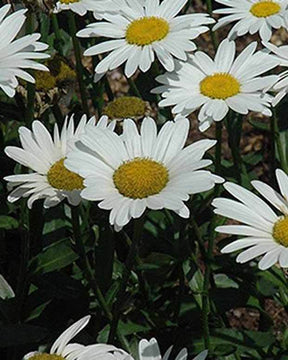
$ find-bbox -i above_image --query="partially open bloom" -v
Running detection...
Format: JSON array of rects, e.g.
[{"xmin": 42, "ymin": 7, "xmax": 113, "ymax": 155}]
[
  {"xmin": 77, "ymin": 0, "xmax": 214, "ymax": 77},
  {"xmin": 213, "ymin": 169, "xmax": 288, "ymax": 270},
  {"xmin": 103, "ymin": 96, "xmax": 151, "ymax": 121},
  {"xmin": 23, "ymin": 316, "xmax": 90, "ymax": 360},
  {"xmin": 54, "ymin": 0, "xmax": 116, "ymax": 17},
  {"xmin": 263, "ymin": 41, "xmax": 288, "ymax": 105},
  {"xmin": 213, "ymin": 0, "xmax": 288, "ymax": 41},
  {"xmin": 153, "ymin": 39, "xmax": 279, "ymax": 131},
  {"xmin": 5, "ymin": 115, "xmax": 115, "ymax": 209},
  {"xmin": 65, "ymin": 116, "xmax": 222, "ymax": 231},
  {"xmin": 0, "ymin": 4, "xmax": 49, "ymax": 97},
  {"xmin": 139, "ymin": 338, "xmax": 208, "ymax": 360}
]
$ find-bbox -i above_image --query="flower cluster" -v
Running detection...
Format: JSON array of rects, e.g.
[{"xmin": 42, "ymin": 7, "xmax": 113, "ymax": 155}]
[{"xmin": 4, "ymin": 0, "xmax": 288, "ymax": 358}]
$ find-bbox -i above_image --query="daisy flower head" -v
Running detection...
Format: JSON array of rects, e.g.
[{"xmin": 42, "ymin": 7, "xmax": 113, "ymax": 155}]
[
  {"xmin": 76, "ymin": 0, "xmax": 215, "ymax": 78},
  {"xmin": 23, "ymin": 315, "xmax": 91, "ymax": 360},
  {"xmin": 103, "ymin": 96, "xmax": 151, "ymax": 122},
  {"xmin": 139, "ymin": 338, "xmax": 208, "ymax": 360},
  {"xmin": 65, "ymin": 116, "xmax": 223, "ymax": 231},
  {"xmin": 212, "ymin": 169, "xmax": 288, "ymax": 270},
  {"xmin": 4, "ymin": 115, "xmax": 115, "ymax": 209},
  {"xmin": 153, "ymin": 39, "xmax": 279, "ymax": 132},
  {"xmin": 0, "ymin": 4, "xmax": 50, "ymax": 98},
  {"xmin": 54, "ymin": 0, "xmax": 116, "ymax": 17},
  {"xmin": 263, "ymin": 41, "xmax": 288, "ymax": 105},
  {"xmin": 213, "ymin": 0, "xmax": 288, "ymax": 41}
]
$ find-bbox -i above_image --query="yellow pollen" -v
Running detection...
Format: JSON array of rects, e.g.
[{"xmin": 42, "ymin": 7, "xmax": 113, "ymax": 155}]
[
  {"xmin": 103, "ymin": 97, "xmax": 146, "ymax": 119},
  {"xmin": 273, "ymin": 217, "xmax": 288, "ymax": 247},
  {"xmin": 200, "ymin": 73, "xmax": 241, "ymax": 100},
  {"xmin": 126, "ymin": 16, "xmax": 170, "ymax": 46},
  {"xmin": 113, "ymin": 158, "xmax": 169, "ymax": 199},
  {"xmin": 29, "ymin": 354, "xmax": 64, "ymax": 360},
  {"xmin": 250, "ymin": 1, "xmax": 281, "ymax": 17},
  {"xmin": 47, "ymin": 158, "xmax": 84, "ymax": 191},
  {"xmin": 60, "ymin": 0, "xmax": 79, "ymax": 3}
]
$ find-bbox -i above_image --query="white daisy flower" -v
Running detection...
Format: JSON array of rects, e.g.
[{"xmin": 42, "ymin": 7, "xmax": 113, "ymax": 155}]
[
  {"xmin": 139, "ymin": 338, "xmax": 208, "ymax": 360},
  {"xmin": 213, "ymin": 0, "xmax": 288, "ymax": 41},
  {"xmin": 263, "ymin": 41, "xmax": 288, "ymax": 105},
  {"xmin": 4, "ymin": 115, "xmax": 115, "ymax": 209},
  {"xmin": 54, "ymin": 0, "xmax": 116, "ymax": 18},
  {"xmin": 212, "ymin": 169, "xmax": 288, "ymax": 270},
  {"xmin": 153, "ymin": 39, "xmax": 279, "ymax": 132},
  {"xmin": 76, "ymin": 0, "xmax": 215, "ymax": 78},
  {"xmin": 23, "ymin": 315, "xmax": 90, "ymax": 360},
  {"xmin": 0, "ymin": 4, "xmax": 50, "ymax": 98},
  {"xmin": 65, "ymin": 116, "xmax": 223, "ymax": 231}
]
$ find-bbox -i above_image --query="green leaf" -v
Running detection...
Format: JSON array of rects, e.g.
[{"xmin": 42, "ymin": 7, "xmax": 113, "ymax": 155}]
[
  {"xmin": 0, "ymin": 215, "xmax": 18, "ymax": 230},
  {"xmin": 0, "ymin": 275, "xmax": 15, "ymax": 299},
  {"xmin": 30, "ymin": 238, "xmax": 78, "ymax": 274},
  {"xmin": 248, "ymin": 119, "xmax": 269, "ymax": 132},
  {"xmin": 183, "ymin": 261, "xmax": 204, "ymax": 309}
]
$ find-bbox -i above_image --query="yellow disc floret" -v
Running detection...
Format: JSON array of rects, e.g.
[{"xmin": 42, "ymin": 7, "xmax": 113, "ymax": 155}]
[
  {"xmin": 250, "ymin": 1, "xmax": 281, "ymax": 17},
  {"xmin": 126, "ymin": 16, "xmax": 170, "ymax": 46},
  {"xmin": 60, "ymin": 0, "xmax": 79, "ymax": 3},
  {"xmin": 35, "ymin": 57, "xmax": 76, "ymax": 92},
  {"xmin": 113, "ymin": 158, "xmax": 169, "ymax": 199},
  {"xmin": 273, "ymin": 217, "xmax": 288, "ymax": 247},
  {"xmin": 103, "ymin": 97, "xmax": 146, "ymax": 119},
  {"xmin": 47, "ymin": 158, "xmax": 84, "ymax": 191},
  {"xmin": 29, "ymin": 354, "xmax": 65, "ymax": 360},
  {"xmin": 200, "ymin": 73, "xmax": 241, "ymax": 100}
]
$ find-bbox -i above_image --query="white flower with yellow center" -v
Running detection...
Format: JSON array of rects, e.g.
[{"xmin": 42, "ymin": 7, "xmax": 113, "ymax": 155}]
[
  {"xmin": 54, "ymin": 0, "xmax": 116, "ymax": 17},
  {"xmin": 23, "ymin": 316, "xmax": 130, "ymax": 360},
  {"xmin": 4, "ymin": 115, "xmax": 115, "ymax": 209},
  {"xmin": 263, "ymin": 41, "xmax": 288, "ymax": 105},
  {"xmin": 153, "ymin": 39, "xmax": 279, "ymax": 132},
  {"xmin": 23, "ymin": 315, "xmax": 90, "ymax": 360},
  {"xmin": 213, "ymin": 0, "xmax": 288, "ymax": 41},
  {"xmin": 212, "ymin": 169, "xmax": 288, "ymax": 270},
  {"xmin": 139, "ymin": 338, "xmax": 208, "ymax": 360},
  {"xmin": 0, "ymin": 4, "xmax": 49, "ymax": 98},
  {"xmin": 76, "ymin": 0, "xmax": 215, "ymax": 78},
  {"xmin": 65, "ymin": 116, "xmax": 222, "ymax": 231}
]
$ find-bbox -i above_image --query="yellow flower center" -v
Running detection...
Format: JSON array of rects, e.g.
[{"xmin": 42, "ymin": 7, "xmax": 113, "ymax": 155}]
[
  {"xmin": 60, "ymin": 0, "xmax": 79, "ymax": 3},
  {"xmin": 113, "ymin": 158, "xmax": 169, "ymax": 199},
  {"xmin": 200, "ymin": 73, "xmax": 241, "ymax": 100},
  {"xmin": 126, "ymin": 16, "xmax": 170, "ymax": 46},
  {"xmin": 273, "ymin": 217, "xmax": 288, "ymax": 247},
  {"xmin": 103, "ymin": 97, "xmax": 146, "ymax": 119},
  {"xmin": 29, "ymin": 354, "xmax": 64, "ymax": 360},
  {"xmin": 250, "ymin": 1, "xmax": 281, "ymax": 17},
  {"xmin": 36, "ymin": 57, "xmax": 76, "ymax": 91},
  {"xmin": 47, "ymin": 158, "xmax": 84, "ymax": 191}
]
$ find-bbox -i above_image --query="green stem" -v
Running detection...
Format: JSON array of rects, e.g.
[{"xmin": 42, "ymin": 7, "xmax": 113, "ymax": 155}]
[
  {"xmin": 127, "ymin": 77, "xmax": 142, "ymax": 98},
  {"xmin": 226, "ymin": 113, "xmax": 244, "ymax": 184},
  {"xmin": 70, "ymin": 206, "xmax": 129, "ymax": 350},
  {"xmin": 272, "ymin": 110, "xmax": 288, "ymax": 173},
  {"xmin": 201, "ymin": 122, "xmax": 222, "ymax": 355},
  {"xmin": 25, "ymin": 11, "xmax": 35, "ymax": 126},
  {"xmin": 51, "ymin": 14, "xmax": 62, "ymax": 55},
  {"xmin": 205, "ymin": 0, "xmax": 218, "ymax": 51},
  {"xmin": 70, "ymin": 206, "xmax": 112, "ymax": 320},
  {"xmin": 67, "ymin": 12, "xmax": 89, "ymax": 115},
  {"xmin": 215, "ymin": 122, "xmax": 222, "ymax": 174},
  {"xmin": 25, "ymin": 83, "xmax": 35, "ymax": 126},
  {"xmin": 108, "ymin": 216, "xmax": 144, "ymax": 343}
]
